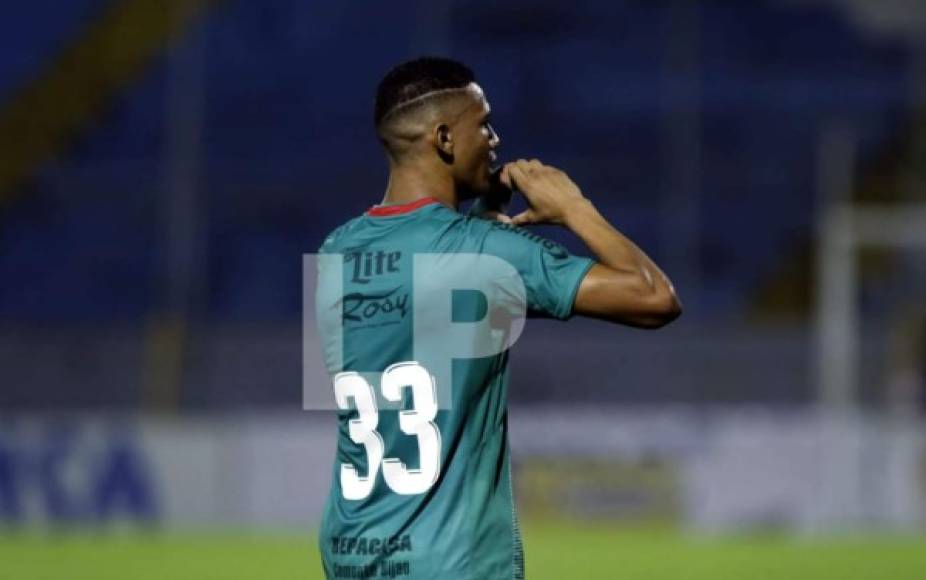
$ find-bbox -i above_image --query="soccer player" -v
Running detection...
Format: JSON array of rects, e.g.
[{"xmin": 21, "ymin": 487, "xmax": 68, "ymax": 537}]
[{"xmin": 316, "ymin": 57, "xmax": 680, "ymax": 579}]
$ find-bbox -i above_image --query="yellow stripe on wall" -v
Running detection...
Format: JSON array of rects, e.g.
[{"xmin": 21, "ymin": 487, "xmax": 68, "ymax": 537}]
[{"xmin": 0, "ymin": 0, "xmax": 223, "ymax": 207}]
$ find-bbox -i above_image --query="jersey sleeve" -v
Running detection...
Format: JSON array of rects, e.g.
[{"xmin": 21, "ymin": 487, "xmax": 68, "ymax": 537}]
[{"xmin": 476, "ymin": 221, "xmax": 595, "ymax": 320}]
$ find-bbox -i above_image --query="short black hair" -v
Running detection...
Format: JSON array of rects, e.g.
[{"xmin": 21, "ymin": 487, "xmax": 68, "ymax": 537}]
[{"xmin": 374, "ymin": 57, "xmax": 475, "ymax": 128}]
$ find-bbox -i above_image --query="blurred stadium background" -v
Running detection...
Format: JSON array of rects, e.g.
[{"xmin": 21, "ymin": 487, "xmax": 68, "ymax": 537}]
[{"xmin": 2, "ymin": 0, "xmax": 926, "ymax": 578}]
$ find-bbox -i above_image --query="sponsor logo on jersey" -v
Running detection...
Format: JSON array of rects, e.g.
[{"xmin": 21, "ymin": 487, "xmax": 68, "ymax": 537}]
[
  {"xmin": 490, "ymin": 222, "xmax": 569, "ymax": 259},
  {"xmin": 330, "ymin": 534, "xmax": 412, "ymax": 556},
  {"xmin": 340, "ymin": 287, "xmax": 409, "ymax": 327},
  {"xmin": 345, "ymin": 250, "xmax": 402, "ymax": 284}
]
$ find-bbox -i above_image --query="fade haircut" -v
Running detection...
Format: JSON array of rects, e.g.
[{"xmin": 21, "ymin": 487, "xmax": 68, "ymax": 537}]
[{"xmin": 374, "ymin": 57, "xmax": 476, "ymax": 130}]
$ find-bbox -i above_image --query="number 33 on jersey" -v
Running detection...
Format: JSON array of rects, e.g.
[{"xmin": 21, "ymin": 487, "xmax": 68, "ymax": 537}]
[{"xmin": 334, "ymin": 361, "xmax": 441, "ymax": 500}]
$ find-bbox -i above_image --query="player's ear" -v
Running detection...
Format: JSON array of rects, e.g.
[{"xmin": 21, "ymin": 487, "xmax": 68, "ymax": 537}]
[{"xmin": 434, "ymin": 123, "xmax": 454, "ymax": 160}]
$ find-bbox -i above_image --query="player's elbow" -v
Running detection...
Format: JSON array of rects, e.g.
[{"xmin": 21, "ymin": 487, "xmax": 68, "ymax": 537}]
[
  {"xmin": 574, "ymin": 265, "xmax": 682, "ymax": 327},
  {"xmin": 592, "ymin": 290, "xmax": 682, "ymax": 329},
  {"xmin": 632, "ymin": 289, "xmax": 682, "ymax": 329}
]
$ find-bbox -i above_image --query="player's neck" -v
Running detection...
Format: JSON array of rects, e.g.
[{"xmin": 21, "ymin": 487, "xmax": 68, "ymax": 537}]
[{"xmin": 382, "ymin": 165, "xmax": 458, "ymax": 210}]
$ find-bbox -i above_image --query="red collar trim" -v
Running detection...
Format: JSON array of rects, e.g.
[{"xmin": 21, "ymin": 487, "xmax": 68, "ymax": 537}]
[{"xmin": 366, "ymin": 197, "xmax": 440, "ymax": 217}]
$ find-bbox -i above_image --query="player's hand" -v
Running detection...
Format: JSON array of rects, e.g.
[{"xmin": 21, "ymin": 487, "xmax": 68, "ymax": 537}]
[
  {"xmin": 499, "ymin": 159, "xmax": 589, "ymax": 226},
  {"xmin": 475, "ymin": 208, "xmax": 513, "ymax": 224}
]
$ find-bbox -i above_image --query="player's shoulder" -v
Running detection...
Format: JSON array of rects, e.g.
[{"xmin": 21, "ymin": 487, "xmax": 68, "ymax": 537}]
[
  {"xmin": 427, "ymin": 208, "xmax": 572, "ymax": 258},
  {"xmin": 317, "ymin": 203, "xmax": 566, "ymax": 254},
  {"xmin": 317, "ymin": 215, "xmax": 366, "ymax": 253},
  {"xmin": 427, "ymin": 206, "xmax": 509, "ymax": 251},
  {"xmin": 470, "ymin": 218, "xmax": 572, "ymax": 259}
]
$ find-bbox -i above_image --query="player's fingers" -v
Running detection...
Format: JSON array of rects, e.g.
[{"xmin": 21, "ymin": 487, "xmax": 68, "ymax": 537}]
[
  {"xmin": 515, "ymin": 159, "xmax": 535, "ymax": 172},
  {"xmin": 507, "ymin": 163, "xmax": 531, "ymax": 189},
  {"xmin": 513, "ymin": 160, "xmax": 537, "ymax": 177},
  {"xmin": 527, "ymin": 158, "xmax": 542, "ymax": 169},
  {"xmin": 511, "ymin": 209, "xmax": 535, "ymax": 226},
  {"xmin": 499, "ymin": 164, "xmax": 513, "ymax": 189},
  {"xmin": 495, "ymin": 213, "xmax": 513, "ymax": 224}
]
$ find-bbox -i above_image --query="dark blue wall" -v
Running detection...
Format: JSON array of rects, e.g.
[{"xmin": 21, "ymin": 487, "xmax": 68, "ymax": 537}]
[{"xmin": 0, "ymin": 0, "xmax": 912, "ymax": 323}]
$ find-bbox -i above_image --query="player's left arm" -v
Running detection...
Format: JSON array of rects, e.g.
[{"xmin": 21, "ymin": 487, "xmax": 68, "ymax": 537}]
[{"xmin": 501, "ymin": 159, "xmax": 681, "ymax": 329}]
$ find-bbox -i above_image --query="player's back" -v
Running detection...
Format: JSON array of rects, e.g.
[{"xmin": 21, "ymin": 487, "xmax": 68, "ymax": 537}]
[
  {"xmin": 316, "ymin": 197, "xmax": 593, "ymax": 580},
  {"xmin": 316, "ymin": 197, "xmax": 522, "ymax": 580}
]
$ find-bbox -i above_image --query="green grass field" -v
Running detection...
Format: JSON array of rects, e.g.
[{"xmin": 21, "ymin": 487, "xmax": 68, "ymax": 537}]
[{"xmin": 3, "ymin": 521, "xmax": 925, "ymax": 579}]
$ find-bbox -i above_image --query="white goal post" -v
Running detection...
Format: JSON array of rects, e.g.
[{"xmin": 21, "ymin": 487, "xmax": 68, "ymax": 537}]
[
  {"xmin": 816, "ymin": 202, "xmax": 926, "ymax": 411},
  {"xmin": 813, "ymin": 201, "xmax": 926, "ymax": 529}
]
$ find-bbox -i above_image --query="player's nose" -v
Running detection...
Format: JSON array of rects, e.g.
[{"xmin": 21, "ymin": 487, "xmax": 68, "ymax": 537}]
[{"xmin": 487, "ymin": 123, "xmax": 500, "ymax": 148}]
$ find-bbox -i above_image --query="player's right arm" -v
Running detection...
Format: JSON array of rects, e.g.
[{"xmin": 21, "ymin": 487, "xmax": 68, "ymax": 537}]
[{"xmin": 501, "ymin": 159, "xmax": 681, "ymax": 328}]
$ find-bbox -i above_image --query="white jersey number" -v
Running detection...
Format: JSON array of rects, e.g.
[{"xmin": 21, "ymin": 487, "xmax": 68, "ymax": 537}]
[{"xmin": 333, "ymin": 362, "xmax": 441, "ymax": 500}]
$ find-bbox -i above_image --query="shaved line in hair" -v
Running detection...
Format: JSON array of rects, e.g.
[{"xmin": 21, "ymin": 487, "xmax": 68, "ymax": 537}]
[{"xmin": 378, "ymin": 86, "xmax": 474, "ymax": 126}]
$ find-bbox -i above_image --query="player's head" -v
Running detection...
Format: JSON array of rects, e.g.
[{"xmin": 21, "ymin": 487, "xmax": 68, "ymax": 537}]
[{"xmin": 374, "ymin": 57, "xmax": 500, "ymax": 197}]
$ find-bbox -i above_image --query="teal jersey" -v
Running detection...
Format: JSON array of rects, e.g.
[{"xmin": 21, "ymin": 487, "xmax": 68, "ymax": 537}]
[{"xmin": 315, "ymin": 197, "xmax": 594, "ymax": 580}]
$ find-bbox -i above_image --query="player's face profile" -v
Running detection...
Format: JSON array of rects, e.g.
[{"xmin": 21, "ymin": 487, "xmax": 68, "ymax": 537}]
[{"xmin": 451, "ymin": 83, "xmax": 498, "ymax": 197}]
